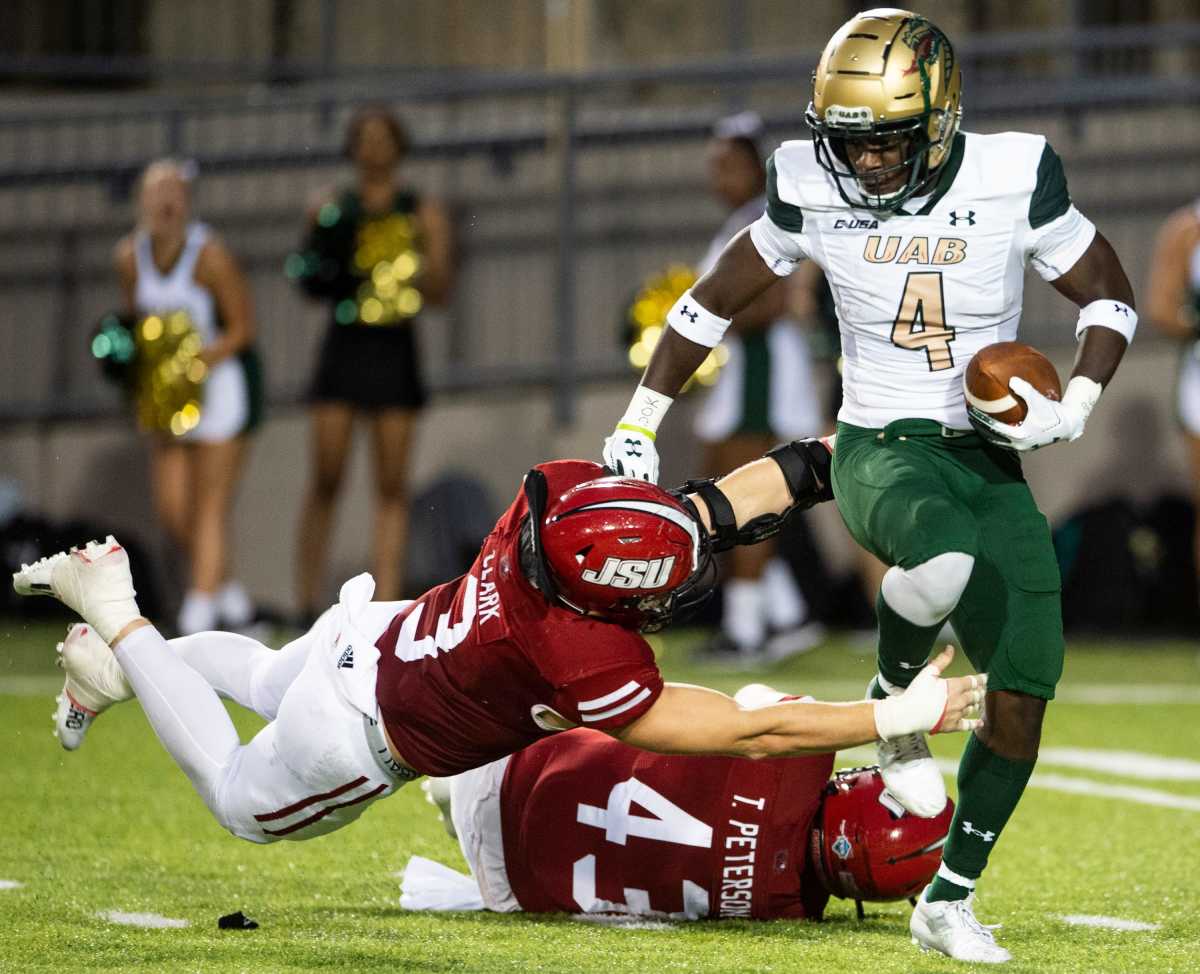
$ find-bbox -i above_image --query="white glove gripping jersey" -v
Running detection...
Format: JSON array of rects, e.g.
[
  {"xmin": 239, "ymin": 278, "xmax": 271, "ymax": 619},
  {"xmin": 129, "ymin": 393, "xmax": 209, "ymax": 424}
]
[{"xmin": 749, "ymin": 131, "xmax": 1097, "ymax": 429}]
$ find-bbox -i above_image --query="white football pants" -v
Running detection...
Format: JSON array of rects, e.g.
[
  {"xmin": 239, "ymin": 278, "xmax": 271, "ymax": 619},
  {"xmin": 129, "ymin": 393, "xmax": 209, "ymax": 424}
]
[{"xmin": 113, "ymin": 597, "xmax": 409, "ymax": 843}]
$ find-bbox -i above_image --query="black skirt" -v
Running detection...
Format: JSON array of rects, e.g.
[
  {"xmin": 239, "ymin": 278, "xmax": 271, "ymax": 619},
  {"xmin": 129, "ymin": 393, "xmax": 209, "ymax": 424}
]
[{"xmin": 309, "ymin": 321, "xmax": 428, "ymax": 410}]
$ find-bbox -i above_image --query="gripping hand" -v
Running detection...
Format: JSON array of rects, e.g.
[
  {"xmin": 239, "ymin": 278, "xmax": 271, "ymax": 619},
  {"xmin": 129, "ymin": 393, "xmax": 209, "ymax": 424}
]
[
  {"xmin": 969, "ymin": 376, "xmax": 1101, "ymax": 453},
  {"xmin": 602, "ymin": 426, "xmax": 660, "ymax": 482}
]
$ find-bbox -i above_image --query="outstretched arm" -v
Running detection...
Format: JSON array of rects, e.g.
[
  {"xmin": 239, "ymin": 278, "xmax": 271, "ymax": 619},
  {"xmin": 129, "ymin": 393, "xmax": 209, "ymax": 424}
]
[
  {"xmin": 679, "ymin": 437, "xmax": 834, "ymax": 550},
  {"xmin": 641, "ymin": 230, "xmax": 781, "ymax": 397},
  {"xmin": 603, "ymin": 230, "xmax": 784, "ymax": 480},
  {"xmin": 610, "ymin": 646, "xmax": 984, "ymax": 758}
]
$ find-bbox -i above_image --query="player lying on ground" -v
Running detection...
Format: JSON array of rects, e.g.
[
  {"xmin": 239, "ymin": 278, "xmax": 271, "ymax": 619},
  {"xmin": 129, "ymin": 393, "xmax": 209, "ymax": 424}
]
[
  {"xmin": 601, "ymin": 8, "xmax": 1135, "ymax": 965},
  {"xmin": 402, "ymin": 686, "xmax": 954, "ymax": 921},
  {"xmin": 16, "ymin": 444, "xmax": 983, "ymax": 848}
]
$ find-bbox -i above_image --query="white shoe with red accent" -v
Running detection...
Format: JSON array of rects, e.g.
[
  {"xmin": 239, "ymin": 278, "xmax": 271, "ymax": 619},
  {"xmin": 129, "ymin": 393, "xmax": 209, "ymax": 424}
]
[
  {"xmin": 12, "ymin": 536, "xmax": 141, "ymax": 644},
  {"xmin": 53, "ymin": 623, "xmax": 133, "ymax": 751}
]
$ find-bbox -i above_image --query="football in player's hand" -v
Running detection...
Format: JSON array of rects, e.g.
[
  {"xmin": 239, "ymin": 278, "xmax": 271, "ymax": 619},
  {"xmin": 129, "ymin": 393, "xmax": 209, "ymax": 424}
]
[{"xmin": 963, "ymin": 342, "xmax": 1061, "ymax": 425}]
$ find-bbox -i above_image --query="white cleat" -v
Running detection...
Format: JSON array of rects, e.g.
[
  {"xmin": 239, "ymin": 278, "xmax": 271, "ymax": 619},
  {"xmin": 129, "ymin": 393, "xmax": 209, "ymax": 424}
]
[
  {"xmin": 53, "ymin": 623, "xmax": 133, "ymax": 751},
  {"xmin": 420, "ymin": 778, "xmax": 457, "ymax": 839},
  {"xmin": 871, "ymin": 678, "xmax": 948, "ymax": 817},
  {"xmin": 12, "ymin": 536, "xmax": 141, "ymax": 644},
  {"xmin": 910, "ymin": 888, "xmax": 1012, "ymax": 964}
]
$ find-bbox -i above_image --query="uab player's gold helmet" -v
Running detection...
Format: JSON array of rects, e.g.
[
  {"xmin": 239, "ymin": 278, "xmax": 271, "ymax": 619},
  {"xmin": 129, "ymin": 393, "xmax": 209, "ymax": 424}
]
[{"xmin": 805, "ymin": 8, "xmax": 962, "ymax": 211}]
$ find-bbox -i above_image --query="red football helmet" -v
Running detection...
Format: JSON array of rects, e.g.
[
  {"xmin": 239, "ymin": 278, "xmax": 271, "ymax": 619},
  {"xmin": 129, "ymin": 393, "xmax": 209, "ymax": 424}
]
[
  {"xmin": 811, "ymin": 767, "xmax": 954, "ymax": 903},
  {"xmin": 524, "ymin": 470, "xmax": 715, "ymax": 632}
]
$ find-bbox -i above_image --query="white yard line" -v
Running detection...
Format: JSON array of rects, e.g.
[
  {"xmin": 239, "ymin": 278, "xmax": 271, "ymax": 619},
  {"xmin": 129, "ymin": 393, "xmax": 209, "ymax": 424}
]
[
  {"xmin": 1039, "ymin": 748, "xmax": 1200, "ymax": 781},
  {"xmin": 572, "ymin": 914, "xmax": 679, "ymax": 931},
  {"xmin": 1058, "ymin": 914, "xmax": 1160, "ymax": 932},
  {"xmin": 98, "ymin": 910, "xmax": 189, "ymax": 928},
  {"xmin": 835, "ymin": 747, "xmax": 1200, "ymax": 811},
  {"xmin": 1029, "ymin": 773, "xmax": 1200, "ymax": 812},
  {"xmin": 0, "ymin": 880, "xmax": 24, "ymax": 890}
]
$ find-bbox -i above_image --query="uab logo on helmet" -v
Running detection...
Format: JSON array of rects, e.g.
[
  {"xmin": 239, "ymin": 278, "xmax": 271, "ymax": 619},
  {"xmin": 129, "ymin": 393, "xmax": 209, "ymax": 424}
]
[{"xmin": 581, "ymin": 556, "xmax": 677, "ymax": 590}]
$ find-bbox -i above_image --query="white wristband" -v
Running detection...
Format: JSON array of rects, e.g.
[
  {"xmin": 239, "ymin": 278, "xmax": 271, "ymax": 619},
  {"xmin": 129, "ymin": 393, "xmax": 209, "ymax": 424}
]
[
  {"xmin": 618, "ymin": 384, "xmax": 674, "ymax": 441},
  {"xmin": 666, "ymin": 289, "xmax": 732, "ymax": 348},
  {"xmin": 1075, "ymin": 299, "xmax": 1137, "ymax": 343}
]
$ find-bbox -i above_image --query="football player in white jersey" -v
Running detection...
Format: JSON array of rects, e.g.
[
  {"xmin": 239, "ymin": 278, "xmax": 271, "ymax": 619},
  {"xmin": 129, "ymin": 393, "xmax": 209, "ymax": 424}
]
[{"xmin": 602, "ymin": 8, "xmax": 1136, "ymax": 964}]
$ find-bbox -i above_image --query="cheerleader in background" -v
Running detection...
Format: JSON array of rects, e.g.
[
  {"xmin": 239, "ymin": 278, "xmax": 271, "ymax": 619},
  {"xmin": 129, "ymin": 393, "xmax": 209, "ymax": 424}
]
[
  {"xmin": 1146, "ymin": 200, "xmax": 1200, "ymax": 607},
  {"xmin": 290, "ymin": 106, "xmax": 454, "ymax": 619},
  {"xmin": 114, "ymin": 159, "xmax": 262, "ymax": 634}
]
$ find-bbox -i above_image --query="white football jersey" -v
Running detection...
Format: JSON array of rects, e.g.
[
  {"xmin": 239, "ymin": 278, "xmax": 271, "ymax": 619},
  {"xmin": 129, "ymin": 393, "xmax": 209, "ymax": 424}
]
[{"xmin": 749, "ymin": 131, "xmax": 1096, "ymax": 429}]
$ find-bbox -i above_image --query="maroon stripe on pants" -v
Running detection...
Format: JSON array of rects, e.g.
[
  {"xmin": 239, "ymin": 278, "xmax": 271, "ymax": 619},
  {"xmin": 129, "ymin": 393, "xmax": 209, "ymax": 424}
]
[
  {"xmin": 261, "ymin": 782, "xmax": 389, "ymax": 837},
  {"xmin": 254, "ymin": 776, "xmax": 369, "ymax": 823}
]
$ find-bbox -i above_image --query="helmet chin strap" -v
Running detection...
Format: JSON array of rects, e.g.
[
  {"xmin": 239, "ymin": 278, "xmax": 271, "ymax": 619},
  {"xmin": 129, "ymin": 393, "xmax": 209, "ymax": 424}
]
[{"xmin": 521, "ymin": 469, "xmax": 560, "ymax": 605}]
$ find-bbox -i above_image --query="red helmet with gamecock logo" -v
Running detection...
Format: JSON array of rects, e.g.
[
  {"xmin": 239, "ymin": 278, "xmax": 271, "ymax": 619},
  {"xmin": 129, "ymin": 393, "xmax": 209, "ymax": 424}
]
[
  {"xmin": 811, "ymin": 766, "xmax": 954, "ymax": 903},
  {"xmin": 523, "ymin": 469, "xmax": 715, "ymax": 632}
]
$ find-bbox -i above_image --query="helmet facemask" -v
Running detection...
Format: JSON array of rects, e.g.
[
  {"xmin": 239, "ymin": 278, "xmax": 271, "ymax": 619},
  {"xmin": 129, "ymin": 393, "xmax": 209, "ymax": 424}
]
[
  {"xmin": 521, "ymin": 470, "xmax": 717, "ymax": 633},
  {"xmin": 807, "ymin": 110, "xmax": 950, "ymax": 212}
]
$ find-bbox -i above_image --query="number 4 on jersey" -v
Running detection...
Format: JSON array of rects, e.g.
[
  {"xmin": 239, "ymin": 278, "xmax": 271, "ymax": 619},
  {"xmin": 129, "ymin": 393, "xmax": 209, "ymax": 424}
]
[
  {"xmin": 891, "ymin": 271, "xmax": 956, "ymax": 371},
  {"xmin": 572, "ymin": 777, "xmax": 713, "ymax": 919}
]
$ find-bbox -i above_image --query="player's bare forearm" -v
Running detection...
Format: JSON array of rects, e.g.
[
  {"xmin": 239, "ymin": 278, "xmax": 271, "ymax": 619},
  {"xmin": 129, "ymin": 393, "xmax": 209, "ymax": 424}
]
[
  {"xmin": 640, "ymin": 326, "xmax": 712, "ymax": 397},
  {"xmin": 1051, "ymin": 231, "xmax": 1134, "ymax": 386},
  {"xmin": 641, "ymin": 229, "xmax": 781, "ymax": 397},
  {"xmin": 687, "ymin": 458, "xmax": 794, "ymax": 534},
  {"xmin": 1070, "ymin": 325, "xmax": 1127, "ymax": 388},
  {"xmin": 610, "ymin": 683, "xmax": 878, "ymax": 758}
]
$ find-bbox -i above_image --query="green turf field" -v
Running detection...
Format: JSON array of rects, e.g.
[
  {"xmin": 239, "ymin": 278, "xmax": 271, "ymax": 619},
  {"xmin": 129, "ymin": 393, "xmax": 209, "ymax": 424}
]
[{"xmin": 2, "ymin": 617, "xmax": 1198, "ymax": 973}]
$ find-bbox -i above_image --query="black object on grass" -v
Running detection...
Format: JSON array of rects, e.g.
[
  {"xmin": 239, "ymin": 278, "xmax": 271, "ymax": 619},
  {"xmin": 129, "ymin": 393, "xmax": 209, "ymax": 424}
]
[{"xmin": 218, "ymin": 911, "xmax": 259, "ymax": 930}]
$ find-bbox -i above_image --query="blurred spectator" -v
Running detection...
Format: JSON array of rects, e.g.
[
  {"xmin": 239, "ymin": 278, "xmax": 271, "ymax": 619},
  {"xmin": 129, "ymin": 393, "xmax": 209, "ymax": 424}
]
[
  {"xmin": 692, "ymin": 112, "xmax": 825, "ymax": 660},
  {"xmin": 1145, "ymin": 200, "xmax": 1200, "ymax": 605},
  {"xmin": 114, "ymin": 159, "xmax": 261, "ymax": 634},
  {"xmin": 290, "ymin": 106, "xmax": 454, "ymax": 620}
]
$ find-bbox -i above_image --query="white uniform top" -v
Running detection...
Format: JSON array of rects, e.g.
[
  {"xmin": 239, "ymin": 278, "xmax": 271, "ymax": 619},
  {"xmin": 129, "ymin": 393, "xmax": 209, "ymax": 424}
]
[
  {"xmin": 134, "ymin": 221, "xmax": 217, "ymax": 342},
  {"xmin": 133, "ymin": 221, "xmax": 250, "ymax": 441},
  {"xmin": 749, "ymin": 131, "xmax": 1097, "ymax": 430}
]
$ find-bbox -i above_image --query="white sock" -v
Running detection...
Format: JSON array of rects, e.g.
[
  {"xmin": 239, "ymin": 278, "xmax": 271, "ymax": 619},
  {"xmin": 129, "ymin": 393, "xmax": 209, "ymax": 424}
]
[
  {"xmin": 216, "ymin": 580, "xmax": 254, "ymax": 628},
  {"xmin": 178, "ymin": 590, "xmax": 218, "ymax": 636},
  {"xmin": 168, "ymin": 626, "xmax": 316, "ymax": 721},
  {"xmin": 723, "ymin": 579, "xmax": 765, "ymax": 650},
  {"xmin": 761, "ymin": 558, "xmax": 807, "ymax": 630},
  {"xmin": 113, "ymin": 625, "xmax": 241, "ymax": 810}
]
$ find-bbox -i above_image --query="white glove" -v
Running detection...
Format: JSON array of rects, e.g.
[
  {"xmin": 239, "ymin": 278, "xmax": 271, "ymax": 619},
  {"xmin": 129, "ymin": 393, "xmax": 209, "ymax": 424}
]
[
  {"xmin": 874, "ymin": 651, "xmax": 985, "ymax": 740},
  {"xmin": 602, "ymin": 427, "xmax": 660, "ymax": 482},
  {"xmin": 971, "ymin": 375, "xmax": 1102, "ymax": 453}
]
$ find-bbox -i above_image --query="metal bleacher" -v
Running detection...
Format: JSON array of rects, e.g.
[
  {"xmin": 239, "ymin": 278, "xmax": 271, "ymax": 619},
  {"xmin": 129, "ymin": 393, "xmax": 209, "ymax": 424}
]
[{"xmin": 2, "ymin": 21, "xmax": 1200, "ymax": 425}]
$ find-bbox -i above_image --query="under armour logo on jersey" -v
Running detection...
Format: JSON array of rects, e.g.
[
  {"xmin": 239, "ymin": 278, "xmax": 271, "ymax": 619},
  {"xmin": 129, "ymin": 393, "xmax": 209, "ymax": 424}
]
[
  {"xmin": 623, "ymin": 438, "xmax": 643, "ymax": 458},
  {"xmin": 961, "ymin": 820, "xmax": 995, "ymax": 842},
  {"xmin": 337, "ymin": 645, "xmax": 355, "ymax": 669},
  {"xmin": 679, "ymin": 304, "xmax": 699, "ymax": 323},
  {"xmin": 949, "ymin": 209, "xmax": 976, "ymax": 226}
]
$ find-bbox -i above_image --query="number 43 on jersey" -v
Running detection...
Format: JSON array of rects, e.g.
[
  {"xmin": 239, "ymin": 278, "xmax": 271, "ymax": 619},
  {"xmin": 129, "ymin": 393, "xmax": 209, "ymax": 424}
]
[{"xmin": 572, "ymin": 777, "xmax": 712, "ymax": 920}]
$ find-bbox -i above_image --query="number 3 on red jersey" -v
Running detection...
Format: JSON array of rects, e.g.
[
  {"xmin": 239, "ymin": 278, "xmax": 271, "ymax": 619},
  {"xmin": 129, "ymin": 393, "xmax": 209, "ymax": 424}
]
[{"xmin": 572, "ymin": 777, "xmax": 713, "ymax": 919}]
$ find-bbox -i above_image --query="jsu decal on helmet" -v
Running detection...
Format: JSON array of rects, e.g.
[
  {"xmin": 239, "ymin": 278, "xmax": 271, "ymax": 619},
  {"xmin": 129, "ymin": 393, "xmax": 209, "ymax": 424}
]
[{"xmin": 580, "ymin": 556, "xmax": 678, "ymax": 590}]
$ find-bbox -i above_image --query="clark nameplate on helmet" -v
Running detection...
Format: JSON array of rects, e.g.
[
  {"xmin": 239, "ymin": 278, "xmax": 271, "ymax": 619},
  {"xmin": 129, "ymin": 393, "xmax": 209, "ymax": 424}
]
[
  {"xmin": 964, "ymin": 342, "xmax": 1062, "ymax": 426},
  {"xmin": 806, "ymin": 8, "xmax": 962, "ymax": 211}
]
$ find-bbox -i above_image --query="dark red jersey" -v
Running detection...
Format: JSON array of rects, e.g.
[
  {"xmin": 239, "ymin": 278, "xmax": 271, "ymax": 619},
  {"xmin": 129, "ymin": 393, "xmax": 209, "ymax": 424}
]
[
  {"xmin": 375, "ymin": 461, "xmax": 664, "ymax": 777},
  {"xmin": 499, "ymin": 728, "xmax": 835, "ymax": 920}
]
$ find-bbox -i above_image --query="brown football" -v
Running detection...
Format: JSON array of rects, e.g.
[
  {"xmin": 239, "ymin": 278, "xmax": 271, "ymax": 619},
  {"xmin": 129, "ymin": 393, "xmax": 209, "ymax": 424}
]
[{"xmin": 964, "ymin": 342, "xmax": 1062, "ymax": 425}]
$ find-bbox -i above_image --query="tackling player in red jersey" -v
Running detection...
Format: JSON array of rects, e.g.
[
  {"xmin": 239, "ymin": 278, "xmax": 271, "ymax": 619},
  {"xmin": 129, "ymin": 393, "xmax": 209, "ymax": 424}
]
[
  {"xmin": 14, "ymin": 440, "xmax": 983, "ymax": 848},
  {"xmin": 402, "ymin": 693, "xmax": 952, "ymax": 921}
]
